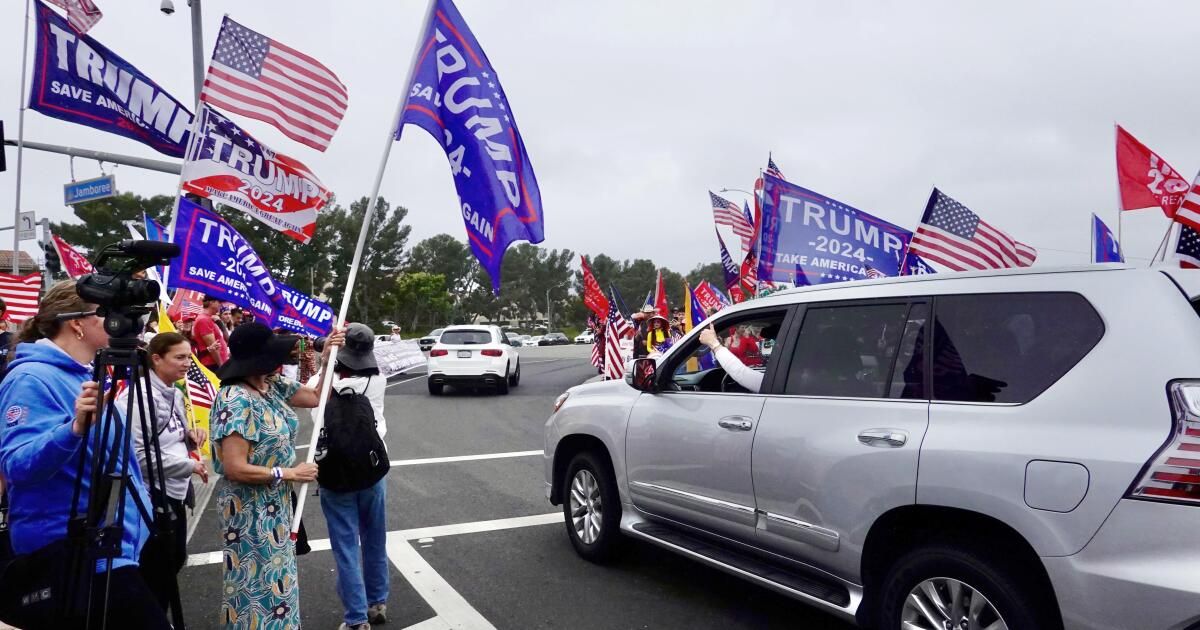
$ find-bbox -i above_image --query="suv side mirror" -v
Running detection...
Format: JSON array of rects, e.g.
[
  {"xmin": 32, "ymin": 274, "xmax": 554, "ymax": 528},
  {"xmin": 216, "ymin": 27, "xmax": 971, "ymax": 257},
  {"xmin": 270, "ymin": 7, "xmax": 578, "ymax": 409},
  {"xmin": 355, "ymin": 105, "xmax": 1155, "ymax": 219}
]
[{"xmin": 627, "ymin": 358, "xmax": 659, "ymax": 393}]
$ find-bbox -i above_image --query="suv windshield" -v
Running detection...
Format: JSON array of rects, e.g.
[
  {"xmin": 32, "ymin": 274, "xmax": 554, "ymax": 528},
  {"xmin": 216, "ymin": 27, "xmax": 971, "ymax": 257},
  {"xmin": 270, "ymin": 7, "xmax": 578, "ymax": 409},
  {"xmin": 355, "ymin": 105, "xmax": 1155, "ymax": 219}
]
[{"xmin": 440, "ymin": 330, "xmax": 493, "ymax": 345}]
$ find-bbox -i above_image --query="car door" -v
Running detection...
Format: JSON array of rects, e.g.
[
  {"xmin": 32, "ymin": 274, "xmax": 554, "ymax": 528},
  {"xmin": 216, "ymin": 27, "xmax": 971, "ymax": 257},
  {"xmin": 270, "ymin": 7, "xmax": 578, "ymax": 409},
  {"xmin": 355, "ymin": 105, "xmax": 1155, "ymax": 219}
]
[
  {"xmin": 752, "ymin": 299, "xmax": 930, "ymax": 581},
  {"xmin": 625, "ymin": 307, "xmax": 793, "ymax": 543}
]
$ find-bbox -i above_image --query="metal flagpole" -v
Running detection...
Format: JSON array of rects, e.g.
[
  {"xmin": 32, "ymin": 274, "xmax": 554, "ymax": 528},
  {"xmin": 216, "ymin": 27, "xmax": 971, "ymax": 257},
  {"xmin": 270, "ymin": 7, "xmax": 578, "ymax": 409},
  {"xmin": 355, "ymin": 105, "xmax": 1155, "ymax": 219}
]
[
  {"xmin": 291, "ymin": 0, "xmax": 438, "ymax": 535},
  {"xmin": 12, "ymin": 0, "xmax": 32, "ymax": 273},
  {"xmin": 1090, "ymin": 214, "xmax": 1096, "ymax": 264},
  {"xmin": 1113, "ymin": 123, "xmax": 1123, "ymax": 256},
  {"xmin": 1149, "ymin": 220, "xmax": 1175, "ymax": 266}
]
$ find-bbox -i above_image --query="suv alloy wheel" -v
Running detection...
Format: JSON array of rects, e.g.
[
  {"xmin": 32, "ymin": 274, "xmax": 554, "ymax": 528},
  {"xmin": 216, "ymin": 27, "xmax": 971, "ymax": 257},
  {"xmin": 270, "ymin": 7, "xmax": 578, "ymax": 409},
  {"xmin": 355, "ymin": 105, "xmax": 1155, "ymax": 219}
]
[
  {"xmin": 562, "ymin": 451, "xmax": 621, "ymax": 562},
  {"xmin": 876, "ymin": 542, "xmax": 1056, "ymax": 630}
]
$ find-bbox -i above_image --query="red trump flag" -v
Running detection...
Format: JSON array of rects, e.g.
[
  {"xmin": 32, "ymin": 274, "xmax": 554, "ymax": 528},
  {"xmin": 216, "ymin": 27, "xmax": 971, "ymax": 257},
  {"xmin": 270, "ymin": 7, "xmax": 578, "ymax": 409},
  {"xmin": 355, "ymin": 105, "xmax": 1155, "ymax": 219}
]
[
  {"xmin": 580, "ymin": 256, "xmax": 609, "ymax": 319},
  {"xmin": 1116, "ymin": 125, "xmax": 1188, "ymax": 218}
]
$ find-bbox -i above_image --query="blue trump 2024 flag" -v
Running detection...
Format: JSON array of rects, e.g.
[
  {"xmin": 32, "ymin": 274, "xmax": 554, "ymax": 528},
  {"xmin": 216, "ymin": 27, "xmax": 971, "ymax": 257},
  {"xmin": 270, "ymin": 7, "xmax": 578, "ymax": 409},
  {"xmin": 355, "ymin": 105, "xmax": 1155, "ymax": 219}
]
[
  {"xmin": 758, "ymin": 173, "xmax": 911, "ymax": 284},
  {"xmin": 169, "ymin": 197, "xmax": 335, "ymax": 336},
  {"xmin": 397, "ymin": 0, "xmax": 544, "ymax": 293},
  {"xmin": 30, "ymin": 1, "xmax": 192, "ymax": 157},
  {"xmin": 1092, "ymin": 214, "xmax": 1124, "ymax": 263}
]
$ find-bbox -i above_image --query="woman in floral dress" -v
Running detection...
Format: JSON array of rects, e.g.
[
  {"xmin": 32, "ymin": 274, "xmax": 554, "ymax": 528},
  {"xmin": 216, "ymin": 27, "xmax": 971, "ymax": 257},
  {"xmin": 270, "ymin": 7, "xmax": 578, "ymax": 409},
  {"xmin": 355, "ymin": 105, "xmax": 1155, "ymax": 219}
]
[{"xmin": 211, "ymin": 322, "xmax": 343, "ymax": 628}]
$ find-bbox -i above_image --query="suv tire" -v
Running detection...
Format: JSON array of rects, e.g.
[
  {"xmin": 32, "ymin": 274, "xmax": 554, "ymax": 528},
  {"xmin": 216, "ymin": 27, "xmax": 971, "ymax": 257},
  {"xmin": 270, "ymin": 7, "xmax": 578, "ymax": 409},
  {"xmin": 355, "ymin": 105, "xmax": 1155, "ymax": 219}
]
[
  {"xmin": 562, "ymin": 451, "xmax": 621, "ymax": 563},
  {"xmin": 427, "ymin": 380, "xmax": 443, "ymax": 396},
  {"xmin": 496, "ymin": 371, "xmax": 510, "ymax": 395},
  {"xmin": 508, "ymin": 362, "xmax": 520, "ymax": 387},
  {"xmin": 875, "ymin": 542, "xmax": 1055, "ymax": 630}
]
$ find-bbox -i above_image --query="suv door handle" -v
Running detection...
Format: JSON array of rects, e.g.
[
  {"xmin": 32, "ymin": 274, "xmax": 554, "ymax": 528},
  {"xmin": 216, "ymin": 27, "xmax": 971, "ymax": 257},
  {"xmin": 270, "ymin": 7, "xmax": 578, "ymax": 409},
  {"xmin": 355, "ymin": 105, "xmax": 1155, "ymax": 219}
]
[
  {"xmin": 718, "ymin": 416, "xmax": 754, "ymax": 431},
  {"xmin": 857, "ymin": 429, "xmax": 907, "ymax": 448}
]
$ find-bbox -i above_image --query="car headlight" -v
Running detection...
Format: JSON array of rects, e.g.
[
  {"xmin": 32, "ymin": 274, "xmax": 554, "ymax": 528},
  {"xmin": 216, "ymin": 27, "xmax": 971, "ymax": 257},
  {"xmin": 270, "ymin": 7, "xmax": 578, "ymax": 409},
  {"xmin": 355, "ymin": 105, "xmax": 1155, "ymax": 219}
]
[{"xmin": 553, "ymin": 391, "xmax": 570, "ymax": 414}]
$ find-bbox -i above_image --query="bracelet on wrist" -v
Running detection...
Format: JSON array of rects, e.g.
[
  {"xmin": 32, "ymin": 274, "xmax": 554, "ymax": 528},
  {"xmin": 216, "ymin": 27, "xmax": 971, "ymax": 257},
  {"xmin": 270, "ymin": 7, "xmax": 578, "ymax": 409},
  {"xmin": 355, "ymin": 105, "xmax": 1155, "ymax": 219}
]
[{"xmin": 271, "ymin": 466, "xmax": 283, "ymax": 485}]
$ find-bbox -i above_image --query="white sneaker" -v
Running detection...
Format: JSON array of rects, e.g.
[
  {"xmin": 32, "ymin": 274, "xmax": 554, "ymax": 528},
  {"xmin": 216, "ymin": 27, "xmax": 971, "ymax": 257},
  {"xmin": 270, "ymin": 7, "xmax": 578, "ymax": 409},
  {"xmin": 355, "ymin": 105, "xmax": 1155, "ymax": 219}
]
[{"xmin": 338, "ymin": 623, "xmax": 370, "ymax": 630}]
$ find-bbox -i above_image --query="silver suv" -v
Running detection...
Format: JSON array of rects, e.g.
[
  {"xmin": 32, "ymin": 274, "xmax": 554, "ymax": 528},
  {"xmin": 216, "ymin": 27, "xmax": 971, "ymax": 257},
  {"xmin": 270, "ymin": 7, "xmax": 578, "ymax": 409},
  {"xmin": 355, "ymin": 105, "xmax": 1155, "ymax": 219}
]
[{"xmin": 543, "ymin": 266, "xmax": 1200, "ymax": 629}]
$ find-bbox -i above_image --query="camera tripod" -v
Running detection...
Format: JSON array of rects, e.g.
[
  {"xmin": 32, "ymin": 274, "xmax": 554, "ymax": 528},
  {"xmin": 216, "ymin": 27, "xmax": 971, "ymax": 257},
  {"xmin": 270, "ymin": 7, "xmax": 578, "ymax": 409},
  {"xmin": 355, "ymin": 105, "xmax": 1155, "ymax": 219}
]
[{"xmin": 59, "ymin": 336, "xmax": 186, "ymax": 630}]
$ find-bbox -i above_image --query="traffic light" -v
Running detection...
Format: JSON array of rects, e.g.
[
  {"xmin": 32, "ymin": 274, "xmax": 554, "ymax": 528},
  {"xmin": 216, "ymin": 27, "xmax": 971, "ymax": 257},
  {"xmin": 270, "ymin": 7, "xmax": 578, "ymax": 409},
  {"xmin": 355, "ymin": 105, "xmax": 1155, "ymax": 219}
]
[{"xmin": 43, "ymin": 240, "xmax": 61, "ymax": 275}]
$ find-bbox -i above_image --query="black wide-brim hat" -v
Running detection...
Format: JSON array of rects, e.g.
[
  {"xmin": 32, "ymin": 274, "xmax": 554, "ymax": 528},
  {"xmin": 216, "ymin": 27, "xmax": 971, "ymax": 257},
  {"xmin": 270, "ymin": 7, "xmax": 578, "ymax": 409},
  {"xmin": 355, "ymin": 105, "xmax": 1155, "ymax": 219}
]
[{"xmin": 217, "ymin": 321, "xmax": 299, "ymax": 381}]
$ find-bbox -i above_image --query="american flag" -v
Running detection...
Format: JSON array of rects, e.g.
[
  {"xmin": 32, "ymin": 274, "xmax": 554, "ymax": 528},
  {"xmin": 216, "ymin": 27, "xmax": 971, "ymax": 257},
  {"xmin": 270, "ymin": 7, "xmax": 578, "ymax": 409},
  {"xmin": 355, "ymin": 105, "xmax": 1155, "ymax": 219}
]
[
  {"xmin": 864, "ymin": 265, "xmax": 886, "ymax": 279},
  {"xmin": 1175, "ymin": 173, "xmax": 1200, "ymax": 233},
  {"xmin": 766, "ymin": 155, "xmax": 784, "ymax": 179},
  {"xmin": 604, "ymin": 300, "xmax": 633, "ymax": 380},
  {"xmin": 908, "ymin": 189, "xmax": 1037, "ymax": 272},
  {"xmin": 710, "ymin": 191, "xmax": 754, "ymax": 252},
  {"xmin": 185, "ymin": 361, "xmax": 217, "ymax": 411},
  {"xmin": 46, "ymin": 0, "xmax": 102, "ymax": 34},
  {"xmin": 0, "ymin": 273, "xmax": 42, "ymax": 323},
  {"xmin": 168, "ymin": 289, "xmax": 205, "ymax": 321},
  {"xmin": 1176, "ymin": 224, "xmax": 1200, "ymax": 269},
  {"xmin": 201, "ymin": 17, "xmax": 348, "ymax": 152}
]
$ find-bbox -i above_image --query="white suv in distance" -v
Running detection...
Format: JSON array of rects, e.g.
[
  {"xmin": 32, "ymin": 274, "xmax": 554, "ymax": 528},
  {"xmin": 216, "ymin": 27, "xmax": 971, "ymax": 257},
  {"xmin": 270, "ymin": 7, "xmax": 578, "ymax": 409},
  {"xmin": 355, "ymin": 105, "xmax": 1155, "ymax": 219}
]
[
  {"xmin": 427, "ymin": 325, "xmax": 520, "ymax": 395},
  {"xmin": 543, "ymin": 266, "xmax": 1200, "ymax": 630}
]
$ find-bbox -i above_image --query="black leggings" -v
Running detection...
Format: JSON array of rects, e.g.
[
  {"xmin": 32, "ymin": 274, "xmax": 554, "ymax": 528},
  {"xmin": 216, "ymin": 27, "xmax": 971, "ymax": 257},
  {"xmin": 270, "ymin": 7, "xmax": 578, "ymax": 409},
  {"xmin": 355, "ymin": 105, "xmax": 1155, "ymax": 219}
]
[{"xmin": 138, "ymin": 497, "xmax": 187, "ymax": 611}]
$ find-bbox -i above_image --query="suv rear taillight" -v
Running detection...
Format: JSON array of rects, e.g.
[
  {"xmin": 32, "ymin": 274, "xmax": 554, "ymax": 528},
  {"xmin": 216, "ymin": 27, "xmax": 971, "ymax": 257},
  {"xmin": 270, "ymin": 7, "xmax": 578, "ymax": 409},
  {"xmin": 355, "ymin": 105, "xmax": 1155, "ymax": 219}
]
[
  {"xmin": 430, "ymin": 349, "xmax": 448, "ymax": 357},
  {"xmin": 481, "ymin": 349, "xmax": 503, "ymax": 357},
  {"xmin": 1129, "ymin": 381, "xmax": 1200, "ymax": 505}
]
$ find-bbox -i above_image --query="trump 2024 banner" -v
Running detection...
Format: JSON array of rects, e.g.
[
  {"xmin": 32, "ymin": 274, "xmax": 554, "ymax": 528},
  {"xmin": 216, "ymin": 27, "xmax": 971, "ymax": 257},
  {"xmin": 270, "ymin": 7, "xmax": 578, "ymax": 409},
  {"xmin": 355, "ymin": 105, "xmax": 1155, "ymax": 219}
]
[
  {"xmin": 397, "ymin": 0, "xmax": 544, "ymax": 293},
  {"xmin": 31, "ymin": 0, "xmax": 192, "ymax": 157},
  {"xmin": 169, "ymin": 197, "xmax": 334, "ymax": 336},
  {"xmin": 758, "ymin": 174, "xmax": 912, "ymax": 284},
  {"xmin": 181, "ymin": 105, "xmax": 330, "ymax": 243}
]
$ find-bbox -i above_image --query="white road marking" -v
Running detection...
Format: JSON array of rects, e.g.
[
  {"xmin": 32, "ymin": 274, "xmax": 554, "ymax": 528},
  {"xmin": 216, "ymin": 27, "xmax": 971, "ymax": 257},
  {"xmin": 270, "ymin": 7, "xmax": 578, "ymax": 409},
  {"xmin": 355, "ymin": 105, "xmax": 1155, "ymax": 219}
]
[
  {"xmin": 388, "ymin": 538, "xmax": 497, "ymax": 630},
  {"xmin": 186, "ymin": 512, "xmax": 560, "ymax": 567},
  {"xmin": 403, "ymin": 617, "xmax": 453, "ymax": 630},
  {"xmin": 389, "ymin": 450, "xmax": 541, "ymax": 467},
  {"xmin": 186, "ymin": 473, "xmax": 221, "ymax": 544},
  {"xmin": 390, "ymin": 512, "xmax": 559, "ymax": 542},
  {"xmin": 387, "ymin": 374, "xmax": 426, "ymax": 388}
]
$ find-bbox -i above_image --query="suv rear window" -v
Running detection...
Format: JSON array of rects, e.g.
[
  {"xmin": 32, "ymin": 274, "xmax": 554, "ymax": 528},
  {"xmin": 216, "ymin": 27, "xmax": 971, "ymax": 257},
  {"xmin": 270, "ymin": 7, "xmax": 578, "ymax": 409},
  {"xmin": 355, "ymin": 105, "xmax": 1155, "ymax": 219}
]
[
  {"xmin": 932, "ymin": 292, "xmax": 1104, "ymax": 403},
  {"xmin": 439, "ymin": 330, "xmax": 494, "ymax": 345}
]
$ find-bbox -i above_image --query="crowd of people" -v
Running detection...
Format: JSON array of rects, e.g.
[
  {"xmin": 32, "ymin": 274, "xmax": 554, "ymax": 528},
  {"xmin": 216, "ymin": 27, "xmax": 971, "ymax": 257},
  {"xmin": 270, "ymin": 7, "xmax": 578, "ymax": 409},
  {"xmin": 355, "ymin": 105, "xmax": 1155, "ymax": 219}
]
[{"xmin": 0, "ymin": 283, "xmax": 393, "ymax": 630}]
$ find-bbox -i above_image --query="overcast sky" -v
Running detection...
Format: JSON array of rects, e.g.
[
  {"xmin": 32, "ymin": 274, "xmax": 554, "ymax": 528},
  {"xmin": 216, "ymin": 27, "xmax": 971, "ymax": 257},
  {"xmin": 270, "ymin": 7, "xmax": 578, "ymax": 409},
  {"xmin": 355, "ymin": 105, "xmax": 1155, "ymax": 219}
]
[{"xmin": 3, "ymin": 0, "xmax": 1198, "ymax": 276}]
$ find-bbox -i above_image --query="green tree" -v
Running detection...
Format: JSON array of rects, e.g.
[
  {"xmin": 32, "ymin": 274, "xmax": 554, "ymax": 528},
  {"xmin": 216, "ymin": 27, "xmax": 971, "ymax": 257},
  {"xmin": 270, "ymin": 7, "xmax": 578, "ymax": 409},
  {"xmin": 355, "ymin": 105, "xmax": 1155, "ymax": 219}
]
[
  {"xmin": 51, "ymin": 193, "xmax": 174, "ymax": 253},
  {"xmin": 686, "ymin": 262, "xmax": 725, "ymax": 291},
  {"xmin": 324, "ymin": 196, "xmax": 411, "ymax": 325},
  {"xmin": 391, "ymin": 272, "xmax": 452, "ymax": 331},
  {"xmin": 406, "ymin": 234, "xmax": 480, "ymax": 323}
]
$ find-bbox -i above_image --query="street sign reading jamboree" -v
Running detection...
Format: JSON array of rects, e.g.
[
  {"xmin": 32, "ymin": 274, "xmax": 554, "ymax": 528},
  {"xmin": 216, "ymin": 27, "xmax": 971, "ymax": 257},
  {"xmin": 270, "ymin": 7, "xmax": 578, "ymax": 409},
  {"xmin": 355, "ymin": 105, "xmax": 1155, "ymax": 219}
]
[
  {"xmin": 758, "ymin": 174, "xmax": 912, "ymax": 285},
  {"xmin": 63, "ymin": 174, "xmax": 116, "ymax": 205}
]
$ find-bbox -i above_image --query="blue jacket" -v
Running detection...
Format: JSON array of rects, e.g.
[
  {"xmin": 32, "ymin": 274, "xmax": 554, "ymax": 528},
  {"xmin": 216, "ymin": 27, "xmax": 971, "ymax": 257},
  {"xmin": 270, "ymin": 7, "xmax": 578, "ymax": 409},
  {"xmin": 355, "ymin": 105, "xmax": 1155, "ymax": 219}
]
[{"xmin": 0, "ymin": 340, "xmax": 150, "ymax": 571}]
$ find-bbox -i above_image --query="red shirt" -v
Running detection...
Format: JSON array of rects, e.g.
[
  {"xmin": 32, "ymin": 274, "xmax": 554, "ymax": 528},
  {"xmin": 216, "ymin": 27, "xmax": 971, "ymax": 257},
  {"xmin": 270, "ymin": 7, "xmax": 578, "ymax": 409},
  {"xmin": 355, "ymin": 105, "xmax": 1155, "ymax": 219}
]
[{"xmin": 193, "ymin": 313, "xmax": 229, "ymax": 368}]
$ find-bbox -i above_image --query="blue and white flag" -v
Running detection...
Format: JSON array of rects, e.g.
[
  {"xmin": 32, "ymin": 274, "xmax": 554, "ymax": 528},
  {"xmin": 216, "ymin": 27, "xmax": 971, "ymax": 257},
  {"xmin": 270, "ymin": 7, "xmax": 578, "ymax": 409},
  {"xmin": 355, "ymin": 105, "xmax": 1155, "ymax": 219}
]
[
  {"xmin": 902, "ymin": 253, "xmax": 939, "ymax": 275},
  {"xmin": 169, "ymin": 198, "xmax": 335, "ymax": 336},
  {"xmin": 716, "ymin": 229, "xmax": 740, "ymax": 294},
  {"xmin": 397, "ymin": 0, "xmax": 544, "ymax": 293},
  {"xmin": 1092, "ymin": 214, "xmax": 1124, "ymax": 263},
  {"xmin": 143, "ymin": 212, "xmax": 169, "ymax": 294},
  {"xmin": 30, "ymin": 0, "xmax": 192, "ymax": 157},
  {"xmin": 758, "ymin": 173, "xmax": 912, "ymax": 284}
]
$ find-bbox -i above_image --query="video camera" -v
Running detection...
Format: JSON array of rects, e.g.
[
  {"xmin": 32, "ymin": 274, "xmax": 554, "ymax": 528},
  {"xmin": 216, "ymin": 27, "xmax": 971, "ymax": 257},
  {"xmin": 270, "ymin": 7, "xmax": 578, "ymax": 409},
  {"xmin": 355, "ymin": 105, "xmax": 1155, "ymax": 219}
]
[{"xmin": 76, "ymin": 239, "xmax": 180, "ymax": 339}]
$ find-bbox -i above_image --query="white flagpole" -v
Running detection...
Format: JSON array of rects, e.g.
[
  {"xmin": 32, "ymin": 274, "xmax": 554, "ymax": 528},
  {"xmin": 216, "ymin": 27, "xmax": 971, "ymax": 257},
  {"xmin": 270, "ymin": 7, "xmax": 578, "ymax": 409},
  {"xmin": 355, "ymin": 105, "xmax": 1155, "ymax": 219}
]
[
  {"xmin": 1113, "ymin": 123, "xmax": 1123, "ymax": 257},
  {"xmin": 12, "ymin": 0, "xmax": 32, "ymax": 273},
  {"xmin": 1090, "ymin": 214, "xmax": 1096, "ymax": 264},
  {"xmin": 291, "ymin": 0, "xmax": 437, "ymax": 536}
]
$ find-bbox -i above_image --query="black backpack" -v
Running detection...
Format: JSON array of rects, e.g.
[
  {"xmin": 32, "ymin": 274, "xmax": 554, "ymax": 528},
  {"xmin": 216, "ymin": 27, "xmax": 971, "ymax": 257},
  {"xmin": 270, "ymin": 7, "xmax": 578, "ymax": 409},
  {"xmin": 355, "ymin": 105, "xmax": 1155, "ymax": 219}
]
[{"xmin": 314, "ymin": 378, "xmax": 389, "ymax": 492}]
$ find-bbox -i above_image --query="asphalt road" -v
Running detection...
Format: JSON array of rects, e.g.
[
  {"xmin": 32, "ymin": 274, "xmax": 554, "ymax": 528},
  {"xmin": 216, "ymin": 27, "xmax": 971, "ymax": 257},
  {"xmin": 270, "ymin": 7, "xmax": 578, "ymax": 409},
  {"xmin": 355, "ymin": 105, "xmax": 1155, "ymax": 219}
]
[{"xmin": 178, "ymin": 344, "xmax": 856, "ymax": 629}]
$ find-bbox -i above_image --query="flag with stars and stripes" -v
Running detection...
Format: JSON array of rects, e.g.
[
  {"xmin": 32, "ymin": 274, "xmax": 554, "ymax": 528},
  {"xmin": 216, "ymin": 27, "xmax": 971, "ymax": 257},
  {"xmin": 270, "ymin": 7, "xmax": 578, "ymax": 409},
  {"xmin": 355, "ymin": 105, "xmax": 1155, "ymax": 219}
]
[
  {"xmin": 45, "ymin": 0, "xmax": 102, "ymax": 34},
  {"xmin": 710, "ymin": 191, "xmax": 754, "ymax": 253},
  {"xmin": 201, "ymin": 17, "xmax": 348, "ymax": 152},
  {"xmin": 864, "ymin": 264, "xmax": 886, "ymax": 280},
  {"xmin": 1174, "ymin": 172, "xmax": 1200, "ymax": 234},
  {"xmin": 766, "ymin": 154, "xmax": 784, "ymax": 179},
  {"xmin": 1176, "ymin": 224, "xmax": 1200, "ymax": 269},
  {"xmin": 604, "ymin": 297, "xmax": 633, "ymax": 380},
  {"xmin": 181, "ymin": 104, "xmax": 331, "ymax": 242},
  {"xmin": 908, "ymin": 189, "xmax": 1037, "ymax": 272}
]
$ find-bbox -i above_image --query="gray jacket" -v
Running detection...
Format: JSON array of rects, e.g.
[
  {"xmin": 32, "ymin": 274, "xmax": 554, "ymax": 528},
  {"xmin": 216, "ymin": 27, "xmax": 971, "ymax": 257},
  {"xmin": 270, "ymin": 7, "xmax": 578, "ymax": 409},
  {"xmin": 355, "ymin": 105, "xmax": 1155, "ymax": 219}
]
[{"xmin": 115, "ymin": 371, "xmax": 193, "ymax": 501}]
